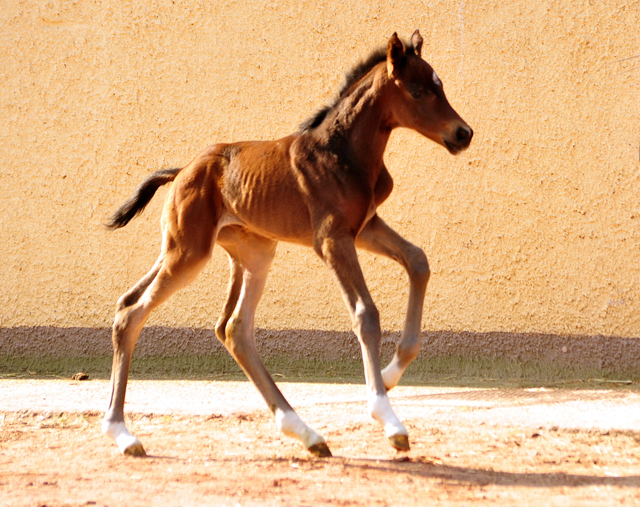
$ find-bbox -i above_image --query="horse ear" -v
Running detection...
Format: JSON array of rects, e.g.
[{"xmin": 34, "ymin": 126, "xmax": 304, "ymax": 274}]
[
  {"xmin": 387, "ymin": 32, "xmax": 406, "ymax": 78},
  {"xmin": 411, "ymin": 30, "xmax": 423, "ymax": 57}
]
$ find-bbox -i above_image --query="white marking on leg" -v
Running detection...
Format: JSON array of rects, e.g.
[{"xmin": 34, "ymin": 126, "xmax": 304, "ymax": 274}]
[
  {"xmin": 381, "ymin": 357, "xmax": 406, "ymax": 391},
  {"xmin": 102, "ymin": 420, "xmax": 143, "ymax": 455},
  {"xmin": 369, "ymin": 393, "xmax": 408, "ymax": 438},
  {"xmin": 275, "ymin": 409, "xmax": 326, "ymax": 449}
]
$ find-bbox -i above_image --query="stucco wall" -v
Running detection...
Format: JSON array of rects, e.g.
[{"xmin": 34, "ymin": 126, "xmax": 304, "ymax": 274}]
[{"xmin": 1, "ymin": 0, "xmax": 639, "ymax": 340}]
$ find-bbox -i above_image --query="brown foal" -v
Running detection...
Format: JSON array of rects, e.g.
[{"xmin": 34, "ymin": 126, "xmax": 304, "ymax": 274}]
[{"xmin": 102, "ymin": 30, "xmax": 472, "ymax": 458}]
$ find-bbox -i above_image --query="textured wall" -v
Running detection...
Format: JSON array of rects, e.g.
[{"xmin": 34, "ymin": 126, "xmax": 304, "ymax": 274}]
[{"xmin": 1, "ymin": 0, "xmax": 639, "ymax": 338}]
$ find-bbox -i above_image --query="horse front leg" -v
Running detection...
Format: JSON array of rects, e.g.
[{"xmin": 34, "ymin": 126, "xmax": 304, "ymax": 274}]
[
  {"xmin": 218, "ymin": 232, "xmax": 331, "ymax": 457},
  {"xmin": 318, "ymin": 232, "xmax": 410, "ymax": 451},
  {"xmin": 356, "ymin": 215, "xmax": 430, "ymax": 391}
]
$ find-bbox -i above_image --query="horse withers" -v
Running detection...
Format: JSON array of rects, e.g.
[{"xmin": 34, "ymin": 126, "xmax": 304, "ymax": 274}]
[{"xmin": 102, "ymin": 30, "xmax": 472, "ymax": 458}]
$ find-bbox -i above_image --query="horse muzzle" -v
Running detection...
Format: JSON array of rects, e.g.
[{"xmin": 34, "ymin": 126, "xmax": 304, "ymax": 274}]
[{"xmin": 444, "ymin": 125, "xmax": 473, "ymax": 155}]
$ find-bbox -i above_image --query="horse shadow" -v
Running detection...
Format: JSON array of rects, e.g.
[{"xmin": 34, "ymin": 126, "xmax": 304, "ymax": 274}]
[
  {"xmin": 338, "ymin": 456, "xmax": 640, "ymax": 489},
  {"xmin": 144, "ymin": 453, "xmax": 640, "ymax": 489}
]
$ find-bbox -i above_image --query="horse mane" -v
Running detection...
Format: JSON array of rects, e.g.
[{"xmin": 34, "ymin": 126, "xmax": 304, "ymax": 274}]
[{"xmin": 299, "ymin": 39, "xmax": 415, "ymax": 131}]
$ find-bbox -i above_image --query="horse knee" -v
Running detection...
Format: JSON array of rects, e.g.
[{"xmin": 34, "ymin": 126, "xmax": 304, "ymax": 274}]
[{"xmin": 353, "ymin": 303, "xmax": 381, "ymax": 340}]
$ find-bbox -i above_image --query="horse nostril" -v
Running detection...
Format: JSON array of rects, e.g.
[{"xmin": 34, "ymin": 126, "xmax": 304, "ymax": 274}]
[{"xmin": 456, "ymin": 127, "xmax": 472, "ymax": 143}]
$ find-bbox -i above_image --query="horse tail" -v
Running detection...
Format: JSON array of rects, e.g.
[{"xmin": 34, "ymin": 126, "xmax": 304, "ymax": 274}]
[{"xmin": 105, "ymin": 167, "xmax": 183, "ymax": 230}]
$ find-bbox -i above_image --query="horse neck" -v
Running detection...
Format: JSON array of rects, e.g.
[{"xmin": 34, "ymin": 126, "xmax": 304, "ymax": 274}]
[{"xmin": 328, "ymin": 65, "xmax": 394, "ymax": 176}]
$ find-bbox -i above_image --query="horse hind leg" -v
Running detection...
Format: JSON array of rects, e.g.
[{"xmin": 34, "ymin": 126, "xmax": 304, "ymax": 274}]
[
  {"xmin": 102, "ymin": 262, "xmax": 161, "ymax": 456},
  {"xmin": 102, "ymin": 240, "xmax": 214, "ymax": 456},
  {"xmin": 217, "ymin": 231, "xmax": 331, "ymax": 457}
]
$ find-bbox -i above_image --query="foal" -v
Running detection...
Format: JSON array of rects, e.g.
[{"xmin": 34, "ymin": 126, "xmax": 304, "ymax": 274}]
[{"xmin": 103, "ymin": 30, "xmax": 472, "ymax": 458}]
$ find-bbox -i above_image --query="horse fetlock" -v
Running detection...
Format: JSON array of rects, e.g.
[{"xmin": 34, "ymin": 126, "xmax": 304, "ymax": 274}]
[
  {"xmin": 396, "ymin": 340, "xmax": 421, "ymax": 365},
  {"xmin": 275, "ymin": 409, "xmax": 327, "ymax": 451},
  {"xmin": 102, "ymin": 420, "xmax": 146, "ymax": 457},
  {"xmin": 368, "ymin": 393, "xmax": 408, "ymax": 438},
  {"xmin": 381, "ymin": 359, "xmax": 406, "ymax": 391}
]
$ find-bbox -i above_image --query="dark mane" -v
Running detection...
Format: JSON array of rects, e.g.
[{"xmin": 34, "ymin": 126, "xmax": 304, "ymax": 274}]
[{"xmin": 299, "ymin": 39, "xmax": 414, "ymax": 131}]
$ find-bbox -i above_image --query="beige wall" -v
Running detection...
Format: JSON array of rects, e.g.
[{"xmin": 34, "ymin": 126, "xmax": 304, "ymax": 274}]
[{"xmin": 1, "ymin": 0, "xmax": 639, "ymax": 338}]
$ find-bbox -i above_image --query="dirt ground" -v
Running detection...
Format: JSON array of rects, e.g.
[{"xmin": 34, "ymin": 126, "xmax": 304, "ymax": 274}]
[{"xmin": 1, "ymin": 380, "xmax": 640, "ymax": 506}]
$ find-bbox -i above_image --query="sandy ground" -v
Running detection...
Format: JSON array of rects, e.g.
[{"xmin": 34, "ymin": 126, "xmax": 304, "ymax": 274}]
[{"xmin": 1, "ymin": 379, "xmax": 640, "ymax": 506}]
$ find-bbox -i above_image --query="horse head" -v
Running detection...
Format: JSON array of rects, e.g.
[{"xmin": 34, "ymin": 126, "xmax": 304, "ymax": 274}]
[{"xmin": 386, "ymin": 30, "xmax": 473, "ymax": 155}]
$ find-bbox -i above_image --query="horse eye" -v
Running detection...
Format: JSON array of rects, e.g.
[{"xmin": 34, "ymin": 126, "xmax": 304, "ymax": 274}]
[{"xmin": 410, "ymin": 91, "xmax": 422, "ymax": 100}]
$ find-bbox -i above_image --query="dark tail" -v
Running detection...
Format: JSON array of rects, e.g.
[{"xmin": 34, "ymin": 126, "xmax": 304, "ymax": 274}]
[{"xmin": 104, "ymin": 167, "xmax": 183, "ymax": 230}]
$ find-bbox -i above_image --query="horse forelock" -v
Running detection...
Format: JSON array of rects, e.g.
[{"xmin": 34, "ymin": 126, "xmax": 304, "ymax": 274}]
[{"xmin": 299, "ymin": 39, "xmax": 415, "ymax": 132}]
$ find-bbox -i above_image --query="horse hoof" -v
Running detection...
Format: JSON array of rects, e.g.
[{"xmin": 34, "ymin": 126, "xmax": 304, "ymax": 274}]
[
  {"xmin": 389, "ymin": 434, "xmax": 410, "ymax": 452},
  {"xmin": 308, "ymin": 442, "xmax": 332, "ymax": 458},
  {"xmin": 123, "ymin": 442, "xmax": 147, "ymax": 457}
]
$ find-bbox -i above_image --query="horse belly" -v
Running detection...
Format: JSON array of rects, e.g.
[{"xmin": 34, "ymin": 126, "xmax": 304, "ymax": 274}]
[
  {"xmin": 222, "ymin": 141, "xmax": 315, "ymax": 245},
  {"xmin": 235, "ymin": 190, "xmax": 314, "ymax": 245}
]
